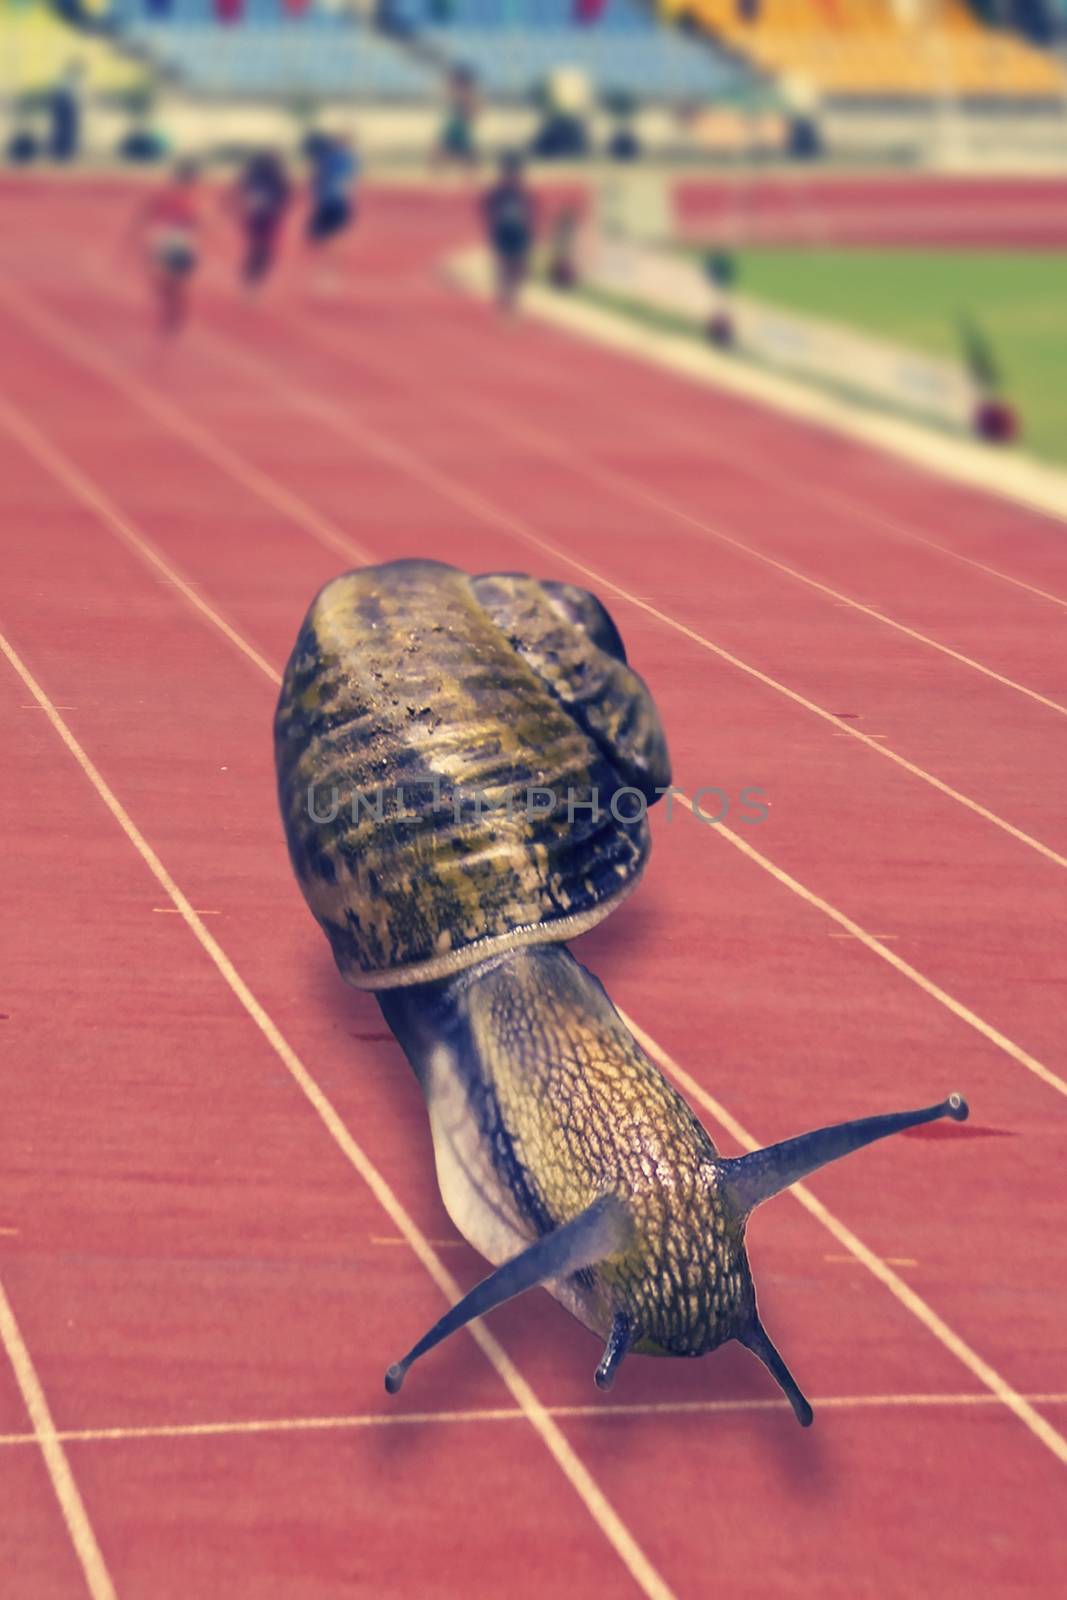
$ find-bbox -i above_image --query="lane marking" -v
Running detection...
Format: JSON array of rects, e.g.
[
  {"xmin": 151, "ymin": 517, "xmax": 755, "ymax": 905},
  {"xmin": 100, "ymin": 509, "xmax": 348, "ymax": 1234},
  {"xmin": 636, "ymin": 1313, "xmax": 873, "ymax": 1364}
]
[
  {"xmin": 456, "ymin": 259, "xmax": 1067, "ymax": 530},
  {"xmin": 15, "ymin": 211, "xmax": 1067, "ymax": 623},
  {"xmin": 0, "ymin": 393, "xmax": 281, "ymax": 688},
  {"xmin": 6, "ymin": 619, "xmax": 1067, "ymax": 1492},
  {"xmin": 777, "ymin": 473, "xmax": 1067, "ymax": 611},
  {"xmin": 0, "ymin": 630, "xmax": 675, "ymax": 1600},
  {"xmin": 4, "ymin": 345, "xmax": 1063, "ymax": 1112},
  {"xmin": 0, "ymin": 1280, "xmax": 117, "ymax": 1600},
  {"xmin": 4, "ymin": 251, "xmax": 1067, "ymax": 1489},
  {"xmin": 313, "ymin": 321, "xmax": 1067, "ymax": 721},
  {"xmin": 441, "ymin": 288, "xmax": 1067, "ymax": 611},
  {"xmin": 789, "ymin": 479, "xmax": 1067, "ymax": 612},
  {"xmin": 621, "ymin": 1009, "xmax": 1067, "ymax": 1469},
  {"xmin": 152, "ymin": 907, "xmax": 220, "ymax": 916},
  {"xmin": 6, "ymin": 276, "xmax": 1067, "ymax": 881},
  {"xmin": 672, "ymin": 790, "xmax": 1067, "ymax": 1101},
  {"xmin": 0, "ymin": 278, "xmax": 373, "ymax": 572},
  {"xmin": 825, "ymin": 1254, "xmax": 916, "ymax": 1266},
  {"xmin": 2, "ymin": 1391, "xmax": 1066, "ymax": 1450},
  {"xmin": 370, "ymin": 1235, "xmax": 465, "ymax": 1248},
  {"xmin": 186, "ymin": 316, "xmax": 1067, "ymax": 878},
  {"xmin": 414, "ymin": 306, "xmax": 1067, "ymax": 612}
]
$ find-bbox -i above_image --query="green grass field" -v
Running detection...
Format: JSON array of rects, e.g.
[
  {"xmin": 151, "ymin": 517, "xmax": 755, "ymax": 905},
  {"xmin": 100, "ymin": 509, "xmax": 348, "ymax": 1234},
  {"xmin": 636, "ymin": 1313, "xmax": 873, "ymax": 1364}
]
[{"xmin": 623, "ymin": 248, "xmax": 1067, "ymax": 467}]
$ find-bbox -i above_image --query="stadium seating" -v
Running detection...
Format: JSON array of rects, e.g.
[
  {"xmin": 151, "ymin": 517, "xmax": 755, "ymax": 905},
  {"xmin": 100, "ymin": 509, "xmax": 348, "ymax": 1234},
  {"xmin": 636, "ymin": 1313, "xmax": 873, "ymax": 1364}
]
[
  {"xmin": 112, "ymin": 0, "xmax": 756, "ymax": 103},
  {"xmin": 114, "ymin": 3, "xmax": 439, "ymax": 98},
  {"xmin": 658, "ymin": 0, "xmax": 1066, "ymax": 98},
  {"xmin": 99, "ymin": 0, "xmax": 1065, "ymax": 104},
  {"xmin": 388, "ymin": 0, "xmax": 758, "ymax": 101}
]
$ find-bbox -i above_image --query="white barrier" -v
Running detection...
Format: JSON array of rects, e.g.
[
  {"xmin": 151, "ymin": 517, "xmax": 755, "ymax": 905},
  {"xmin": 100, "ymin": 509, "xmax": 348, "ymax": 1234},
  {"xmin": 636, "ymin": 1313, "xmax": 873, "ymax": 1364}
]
[{"xmin": 583, "ymin": 231, "xmax": 978, "ymax": 431}]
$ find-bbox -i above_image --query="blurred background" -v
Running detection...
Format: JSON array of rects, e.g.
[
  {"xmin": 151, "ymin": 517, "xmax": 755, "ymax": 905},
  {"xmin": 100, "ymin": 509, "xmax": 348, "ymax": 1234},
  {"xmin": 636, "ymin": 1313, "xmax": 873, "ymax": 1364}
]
[
  {"xmin": 4, "ymin": 0, "xmax": 1066, "ymax": 161},
  {"xmin": 1, "ymin": 0, "xmax": 1065, "ymax": 453}
]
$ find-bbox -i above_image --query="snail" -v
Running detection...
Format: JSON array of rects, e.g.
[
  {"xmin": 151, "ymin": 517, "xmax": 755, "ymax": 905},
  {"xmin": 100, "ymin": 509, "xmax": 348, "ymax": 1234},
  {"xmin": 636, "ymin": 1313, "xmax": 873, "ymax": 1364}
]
[{"xmin": 275, "ymin": 558, "xmax": 968, "ymax": 1425}]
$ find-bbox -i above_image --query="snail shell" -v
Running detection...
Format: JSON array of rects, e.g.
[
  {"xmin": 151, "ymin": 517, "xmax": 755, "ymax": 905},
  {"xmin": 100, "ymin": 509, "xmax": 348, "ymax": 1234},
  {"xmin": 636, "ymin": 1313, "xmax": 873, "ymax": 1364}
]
[{"xmin": 275, "ymin": 559, "xmax": 670, "ymax": 990}]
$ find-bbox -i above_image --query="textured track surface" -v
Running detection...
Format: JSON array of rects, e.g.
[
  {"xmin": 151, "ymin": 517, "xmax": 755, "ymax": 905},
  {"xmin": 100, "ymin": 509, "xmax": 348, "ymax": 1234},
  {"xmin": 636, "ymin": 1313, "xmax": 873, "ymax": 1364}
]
[{"xmin": 0, "ymin": 175, "xmax": 1064, "ymax": 1599}]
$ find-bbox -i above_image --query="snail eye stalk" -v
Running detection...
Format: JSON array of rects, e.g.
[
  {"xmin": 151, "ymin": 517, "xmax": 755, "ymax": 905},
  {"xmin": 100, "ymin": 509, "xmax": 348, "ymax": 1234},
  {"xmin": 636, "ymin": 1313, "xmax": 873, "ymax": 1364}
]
[
  {"xmin": 721, "ymin": 1094, "xmax": 968, "ymax": 1217},
  {"xmin": 723, "ymin": 1094, "xmax": 968, "ymax": 1426}
]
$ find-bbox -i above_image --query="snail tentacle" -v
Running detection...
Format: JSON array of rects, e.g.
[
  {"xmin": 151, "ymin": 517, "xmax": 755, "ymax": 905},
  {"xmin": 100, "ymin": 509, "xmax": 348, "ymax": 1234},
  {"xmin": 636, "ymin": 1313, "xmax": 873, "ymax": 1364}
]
[
  {"xmin": 384, "ymin": 1194, "xmax": 633, "ymax": 1395},
  {"xmin": 721, "ymin": 1094, "xmax": 970, "ymax": 1217},
  {"xmin": 738, "ymin": 1315, "xmax": 814, "ymax": 1428},
  {"xmin": 595, "ymin": 1312, "xmax": 633, "ymax": 1392}
]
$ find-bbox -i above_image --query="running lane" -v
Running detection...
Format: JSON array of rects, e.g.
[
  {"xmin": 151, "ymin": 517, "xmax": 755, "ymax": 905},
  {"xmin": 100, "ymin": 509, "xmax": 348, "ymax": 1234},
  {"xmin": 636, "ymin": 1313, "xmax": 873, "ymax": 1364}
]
[
  {"xmin": 1, "ymin": 181, "xmax": 1065, "ymax": 1598},
  {"xmin": 4, "ymin": 339, "xmax": 1066, "ymax": 1600},
  {"xmin": 2, "ymin": 276, "xmax": 1064, "ymax": 1075},
  {"xmin": 0, "ymin": 459, "xmax": 674, "ymax": 1596},
  {"xmin": 0, "ymin": 269, "xmax": 1065, "ymax": 1401}
]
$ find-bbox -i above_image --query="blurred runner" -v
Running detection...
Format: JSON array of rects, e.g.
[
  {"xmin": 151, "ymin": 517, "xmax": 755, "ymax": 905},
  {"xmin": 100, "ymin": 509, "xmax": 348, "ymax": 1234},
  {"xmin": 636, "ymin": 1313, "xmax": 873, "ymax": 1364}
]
[
  {"xmin": 228, "ymin": 149, "xmax": 292, "ymax": 292},
  {"xmin": 482, "ymin": 152, "xmax": 536, "ymax": 315},
  {"xmin": 131, "ymin": 159, "xmax": 201, "ymax": 336},
  {"xmin": 305, "ymin": 130, "xmax": 360, "ymax": 292},
  {"xmin": 49, "ymin": 60, "xmax": 85, "ymax": 163},
  {"xmin": 434, "ymin": 66, "xmax": 480, "ymax": 171}
]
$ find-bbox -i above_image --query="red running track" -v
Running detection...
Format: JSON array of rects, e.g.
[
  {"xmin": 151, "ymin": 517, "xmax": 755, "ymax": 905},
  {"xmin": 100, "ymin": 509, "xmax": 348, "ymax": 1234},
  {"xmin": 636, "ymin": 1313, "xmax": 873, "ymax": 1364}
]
[
  {"xmin": 0, "ymin": 178, "xmax": 1065, "ymax": 1600},
  {"xmin": 674, "ymin": 173, "xmax": 1067, "ymax": 246}
]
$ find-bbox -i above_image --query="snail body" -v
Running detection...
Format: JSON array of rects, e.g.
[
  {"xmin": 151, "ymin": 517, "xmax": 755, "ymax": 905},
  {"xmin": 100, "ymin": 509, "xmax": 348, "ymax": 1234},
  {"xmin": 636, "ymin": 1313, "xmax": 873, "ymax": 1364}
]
[
  {"xmin": 378, "ymin": 945, "xmax": 752, "ymax": 1361},
  {"xmin": 277, "ymin": 560, "xmax": 967, "ymax": 1421}
]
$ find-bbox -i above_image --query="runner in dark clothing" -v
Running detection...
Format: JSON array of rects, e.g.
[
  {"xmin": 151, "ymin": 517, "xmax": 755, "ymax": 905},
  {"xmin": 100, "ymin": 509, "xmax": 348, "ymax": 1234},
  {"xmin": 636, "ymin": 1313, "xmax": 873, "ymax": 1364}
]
[
  {"xmin": 304, "ymin": 132, "xmax": 360, "ymax": 292},
  {"xmin": 306, "ymin": 133, "xmax": 358, "ymax": 244},
  {"xmin": 482, "ymin": 152, "xmax": 536, "ymax": 315},
  {"xmin": 229, "ymin": 150, "xmax": 292, "ymax": 291},
  {"xmin": 435, "ymin": 66, "xmax": 480, "ymax": 170}
]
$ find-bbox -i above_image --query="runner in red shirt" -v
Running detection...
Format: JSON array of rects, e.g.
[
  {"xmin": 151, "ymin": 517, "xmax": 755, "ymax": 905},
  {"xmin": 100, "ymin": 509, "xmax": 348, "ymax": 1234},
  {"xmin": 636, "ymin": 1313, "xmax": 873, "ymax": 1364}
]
[{"xmin": 133, "ymin": 160, "xmax": 201, "ymax": 335}]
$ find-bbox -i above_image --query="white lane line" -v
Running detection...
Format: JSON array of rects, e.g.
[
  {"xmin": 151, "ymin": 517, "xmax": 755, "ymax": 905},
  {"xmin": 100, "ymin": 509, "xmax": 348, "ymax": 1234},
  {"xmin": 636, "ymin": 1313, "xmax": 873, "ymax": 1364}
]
[
  {"xmin": 787, "ymin": 478, "xmax": 1067, "ymax": 612},
  {"xmin": 311, "ymin": 319, "xmax": 1067, "ymax": 720},
  {"xmin": 0, "ymin": 629, "xmax": 675, "ymax": 1600},
  {"xmin": 3, "ymin": 1391, "xmax": 1066, "ymax": 1450},
  {"xmin": 825, "ymin": 1255, "xmax": 917, "ymax": 1266},
  {"xmin": 8, "ymin": 273, "xmax": 1067, "ymax": 880},
  {"xmin": 674, "ymin": 791, "xmax": 1067, "ymax": 1100},
  {"xmin": 18, "ymin": 224, "xmax": 1067, "ymax": 624},
  {"xmin": 370, "ymin": 1235, "xmax": 465, "ymax": 1248},
  {"xmin": 0, "ymin": 280, "xmax": 373, "ymax": 574},
  {"xmin": 186, "ymin": 317, "xmax": 1067, "ymax": 877},
  {"xmin": 5, "ymin": 347, "xmax": 1062, "ymax": 1109},
  {"xmin": 6, "ymin": 284, "xmax": 1067, "ymax": 1486},
  {"xmin": 7, "ymin": 479, "xmax": 1067, "ymax": 1493},
  {"xmin": 412, "ymin": 308, "xmax": 1067, "ymax": 613},
  {"xmin": 0, "ymin": 392, "xmax": 281, "ymax": 688},
  {"xmin": 469, "ymin": 262, "xmax": 1067, "ymax": 530},
  {"xmin": 620, "ymin": 1009, "xmax": 1067, "ymax": 1470},
  {"xmin": 152, "ymin": 907, "xmax": 220, "ymax": 916},
  {"xmin": 0, "ymin": 1280, "xmax": 117, "ymax": 1600}
]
